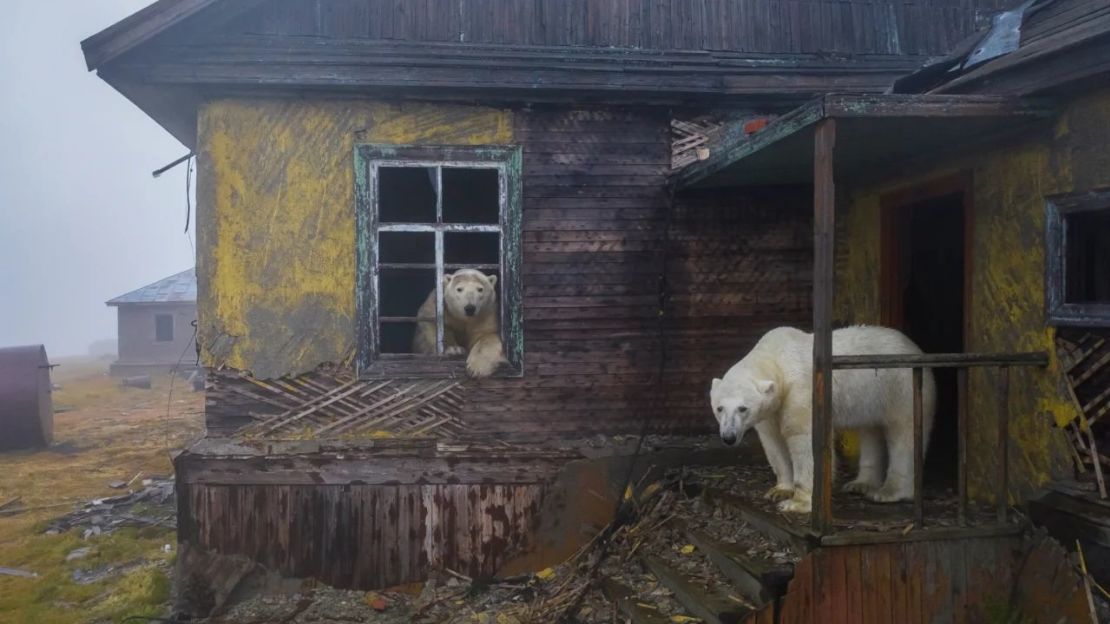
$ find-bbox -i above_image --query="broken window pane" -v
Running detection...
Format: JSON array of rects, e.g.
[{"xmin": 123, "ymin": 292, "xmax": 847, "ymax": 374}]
[
  {"xmin": 445, "ymin": 232, "xmax": 500, "ymax": 269},
  {"xmin": 379, "ymin": 231, "xmax": 434, "ymax": 265},
  {"xmin": 379, "ymin": 166, "xmax": 437, "ymax": 223},
  {"xmin": 442, "ymin": 167, "xmax": 499, "ymax": 224}
]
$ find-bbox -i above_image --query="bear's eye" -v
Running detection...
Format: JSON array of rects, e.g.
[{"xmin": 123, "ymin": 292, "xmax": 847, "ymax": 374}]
[
  {"xmin": 478, "ymin": 288, "xmax": 484, "ymax": 293},
  {"xmin": 738, "ymin": 406, "xmax": 748, "ymax": 413},
  {"xmin": 456, "ymin": 288, "xmax": 463, "ymax": 293},
  {"xmin": 716, "ymin": 406, "xmax": 723, "ymax": 413}
]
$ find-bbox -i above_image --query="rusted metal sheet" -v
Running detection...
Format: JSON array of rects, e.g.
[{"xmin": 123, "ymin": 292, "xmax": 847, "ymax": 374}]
[{"xmin": 0, "ymin": 345, "xmax": 53, "ymax": 451}]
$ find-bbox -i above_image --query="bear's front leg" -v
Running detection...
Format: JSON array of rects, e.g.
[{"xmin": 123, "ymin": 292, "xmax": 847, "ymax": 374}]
[
  {"xmin": 754, "ymin": 421, "xmax": 794, "ymax": 501},
  {"xmin": 779, "ymin": 432, "xmax": 813, "ymax": 514},
  {"xmin": 465, "ymin": 335, "xmax": 506, "ymax": 378}
]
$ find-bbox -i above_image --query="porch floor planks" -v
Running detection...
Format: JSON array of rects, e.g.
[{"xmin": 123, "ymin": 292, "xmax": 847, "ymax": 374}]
[{"xmin": 640, "ymin": 554, "xmax": 750, "ymax": 624}]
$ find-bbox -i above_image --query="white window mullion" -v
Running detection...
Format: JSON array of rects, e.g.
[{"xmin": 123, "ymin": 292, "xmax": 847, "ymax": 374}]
[{"xmin": 434, "ymin": 167, "xmax": 445, "ymax": 355}]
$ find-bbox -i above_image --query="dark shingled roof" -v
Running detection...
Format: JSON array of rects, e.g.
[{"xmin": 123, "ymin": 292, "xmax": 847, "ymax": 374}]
[{"xmin": 106, "ymin": 269, "xmax": 196, "ymax": 306}]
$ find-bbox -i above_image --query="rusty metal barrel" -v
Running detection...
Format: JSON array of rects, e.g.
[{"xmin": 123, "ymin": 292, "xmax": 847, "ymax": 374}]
[{"xmin": 0, "ymin": 345, "xmax": 54, "ymax": 451}]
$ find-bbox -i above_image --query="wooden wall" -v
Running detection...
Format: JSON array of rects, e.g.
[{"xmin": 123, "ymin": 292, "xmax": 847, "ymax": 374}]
[
  {"xmin": 179, "ymin": 482, "xmax": 543, "ymax": 589},
  {"xmin": 200, "ymin": 102, "xmax": 812, "ymax": 439},
  {"xmin": 743, "ymin": 532, "xmax": 1090, "ymax": 624},
  {"xmin": 220, "ymin": 0, "xmax": 1005, "ymax": 56}
]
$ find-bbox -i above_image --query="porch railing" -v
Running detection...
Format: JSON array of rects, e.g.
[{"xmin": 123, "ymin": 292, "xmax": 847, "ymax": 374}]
[{"xmin": 811, "ymin": 351, "xmax": 1049, "ymax": 534}]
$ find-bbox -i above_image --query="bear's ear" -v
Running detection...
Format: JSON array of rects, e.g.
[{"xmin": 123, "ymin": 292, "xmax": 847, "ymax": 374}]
[
  {"xmin": 756, "ymin": 380, "xmax": 775, "ymax": 395},
  {"xmin": 711, "ymin": 378, "xmax": 721, "ymax": 392},
  {"xmin": 486, "ymin": 275, "xmax": 498, "ymax": 289},
  {"xmin": 442, "ymin": 273, "xmax": 454, "ymax": 288}
]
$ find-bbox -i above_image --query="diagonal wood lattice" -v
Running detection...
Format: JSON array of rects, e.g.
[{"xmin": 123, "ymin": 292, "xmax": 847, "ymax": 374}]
[
  {"xmin": 671, "ymin": 116, "xmax": 725, "ymax": 170},
  {"xmin": 221, "ymin": 367, "xmax": 469, "ymax": 439},
  {"xmin": 1056, "ymin": 329, "xmax": 1110, "ymax": 498}
]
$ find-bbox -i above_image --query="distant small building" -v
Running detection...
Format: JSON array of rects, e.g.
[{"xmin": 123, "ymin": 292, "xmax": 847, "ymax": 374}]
[{"xmin": 105, "ymin": 269, "xmax": 197, "ymax": 376}]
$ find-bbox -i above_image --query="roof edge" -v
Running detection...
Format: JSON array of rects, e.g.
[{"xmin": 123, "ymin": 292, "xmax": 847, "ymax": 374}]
[{"xmin": 81, "ymin": 0, "xmax": 220, "ymax": 71}]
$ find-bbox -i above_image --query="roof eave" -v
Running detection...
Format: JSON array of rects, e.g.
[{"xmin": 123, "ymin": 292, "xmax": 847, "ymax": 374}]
[
  {"xmin": 81, "ymin": 0, "xmax": 219, "ymax": 72},
  {"xmin": 672, "ymin": 93, "xmax": 1058, "ymax": 190}
]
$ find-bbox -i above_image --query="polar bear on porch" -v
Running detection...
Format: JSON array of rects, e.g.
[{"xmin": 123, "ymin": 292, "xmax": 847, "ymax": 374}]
[
  {"xmin": 412, "ymin": 269, "xmax": 506, "ymax": 378},
  {"xmin": 709, "ymin": 326, "xmax": 936, "ymax": 514}
]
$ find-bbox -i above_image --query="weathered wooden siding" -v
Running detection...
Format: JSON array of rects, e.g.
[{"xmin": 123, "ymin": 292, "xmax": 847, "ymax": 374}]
[
  {"xmin": 743, "ymin": 533, "xmax": 1089, "ymax": 624},
  {"xmin": 221, "ymin": 0, "xmax": 1003, "ymax": 56},
  {"xmin": 200, "ymin": 101, "xmax": 812, "ymax": 438},
  {"xmin": 179, "ymin": 482, "xmax": 543, "ymax": 588},
  {"xmin": 833, "ymin": 87, "xmax": 1110, "ymax": 500}
]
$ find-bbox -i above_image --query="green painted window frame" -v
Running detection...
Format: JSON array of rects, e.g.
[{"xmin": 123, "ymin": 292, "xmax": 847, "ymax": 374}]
[{"xmin": 354, "ymin": 144, "xmax": 524, "ymax": 378}]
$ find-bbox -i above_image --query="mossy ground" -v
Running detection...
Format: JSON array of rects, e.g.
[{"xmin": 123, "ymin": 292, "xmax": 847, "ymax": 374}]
[{"xmin": 0, "ymin": 357, "xmax": 203, "ymax": 623}]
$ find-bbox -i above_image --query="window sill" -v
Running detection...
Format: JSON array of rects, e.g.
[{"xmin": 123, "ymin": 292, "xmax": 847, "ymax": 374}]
[
  {"xmin": 359, "ymin": 355, "xmax": 523, "ymax": 379},
  {"xmin": 1047, "ymin": 304, "xmax": 1110, "ymax": 328}
]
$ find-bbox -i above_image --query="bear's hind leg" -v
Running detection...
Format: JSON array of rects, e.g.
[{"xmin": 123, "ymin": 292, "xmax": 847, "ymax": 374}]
[
  {"xmin": 843, "ymin": 427, "xmax": 885, "ymax": 495},
  {"xmin": 868, "ymin": 421, "xmax": 915, "ymax": 503}
]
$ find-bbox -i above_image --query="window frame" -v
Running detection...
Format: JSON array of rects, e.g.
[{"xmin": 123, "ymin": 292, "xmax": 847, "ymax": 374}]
[
  {"xmin": 154, "ymin": 313, "xmax": 175, "ymax": 343},
  {"xmin": 1045, "ymin": 188, "xmax": 1110, "ymax": 327},
  {"xmin": 354, "ymin": 144, "xmax": 524, "ymax": 378}
]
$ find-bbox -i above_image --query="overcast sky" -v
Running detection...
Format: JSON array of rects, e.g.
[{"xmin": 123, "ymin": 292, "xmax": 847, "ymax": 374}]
[{"xmin": 0, "ymin": 1, "xmax": 193, "ymax": 358}]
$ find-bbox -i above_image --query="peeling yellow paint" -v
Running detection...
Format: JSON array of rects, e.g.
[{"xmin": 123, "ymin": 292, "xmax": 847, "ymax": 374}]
[
  {"xmin": 196, "ymin": 100, "xmax": 513, "ymax": 378},
  {"xmin": 834, "ymin": 87, "xmax": 1110, "ymax": 499}
]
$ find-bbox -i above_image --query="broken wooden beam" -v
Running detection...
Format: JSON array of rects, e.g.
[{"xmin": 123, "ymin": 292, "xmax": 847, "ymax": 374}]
[{"xmin": 680, "ymin": 523, "xmax": 792, "ymax": 607}]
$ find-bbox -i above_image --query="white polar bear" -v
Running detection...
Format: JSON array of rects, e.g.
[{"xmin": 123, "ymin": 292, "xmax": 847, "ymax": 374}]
[
  {"xmin": 709, "ymin": 325, "xmax": 936, "ymax": 514},
  {"xmin": 412, "ymin": 269, "xmax": 506, "ymax": 378}
]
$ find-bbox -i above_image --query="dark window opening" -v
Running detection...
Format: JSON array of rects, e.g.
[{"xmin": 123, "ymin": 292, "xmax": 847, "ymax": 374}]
[
  {"xmin": 379, "ymin": 167, "xmax": 437, "ymax": 223},
  {"xmin": 1046, "ymin": 191, "xmax": 1110, "ymax": 326},
  {"xmin": 1064, "ymin": 209, "xmax": 1110, "ymax": 304},
  {"xmin": 155, "ymin": 314, "xmax": 174, "ymax": 343},
  {"xmin": 375, "ymin": 166, "xmax": 502, "ymax": 356},
  {"xmin": 443, "ymin": 167, "xmax": 500, "ymax": 224}
]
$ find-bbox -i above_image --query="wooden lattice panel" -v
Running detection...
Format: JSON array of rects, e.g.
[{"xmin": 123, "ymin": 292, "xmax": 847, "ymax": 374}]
[
  {"xmin": 211, "ymin": 367, "xmax": 469, "ymax": 439},
  {"xmin": 671, "ymin": 116, "xmax": 724, "ymax": 170}
]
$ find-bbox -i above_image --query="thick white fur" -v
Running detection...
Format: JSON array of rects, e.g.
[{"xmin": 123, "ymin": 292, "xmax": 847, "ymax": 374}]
[
  {"xmin": 709, "ymin": 326, "xmax": 936, "ymax": 514},
  {"xmin": 412, "ymin": 269, "xmax": 506, "ymax": 378}
]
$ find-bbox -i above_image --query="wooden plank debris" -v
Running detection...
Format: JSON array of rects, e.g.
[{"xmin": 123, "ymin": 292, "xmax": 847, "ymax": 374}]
[{"xmin": 0, "ymin": 567, "xmax": 37, "ymax": 578}]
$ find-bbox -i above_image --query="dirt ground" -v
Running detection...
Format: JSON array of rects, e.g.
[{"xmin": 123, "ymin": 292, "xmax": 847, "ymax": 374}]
[{"xmin": 0, "ymin": 356, "xmax": 203, "ymax": 624}]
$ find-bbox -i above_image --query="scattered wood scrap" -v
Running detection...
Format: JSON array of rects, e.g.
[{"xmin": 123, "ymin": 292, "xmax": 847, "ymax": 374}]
[
  {"xmin": 0, "ymin": 496, "xmax": 24, "ymax": 516},
  {"xmin": 0, "ymin": 567, "xmax": 38, "ymax": 579}
]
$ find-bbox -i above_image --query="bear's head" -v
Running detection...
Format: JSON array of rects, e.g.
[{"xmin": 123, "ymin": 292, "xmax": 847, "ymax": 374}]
[
  {"xmin": 444, "ymin": 269, "xmax": 498, "ymax": 319},
  {"xmin": 709, "ymin": 376, "xmax": 777, "ymax": 446}
]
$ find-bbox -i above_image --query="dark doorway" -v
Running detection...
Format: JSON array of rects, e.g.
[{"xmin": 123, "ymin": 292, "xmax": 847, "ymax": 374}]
[{"xmin": 882, "ymin": 179, "xmax": 969, "ymax": 487}]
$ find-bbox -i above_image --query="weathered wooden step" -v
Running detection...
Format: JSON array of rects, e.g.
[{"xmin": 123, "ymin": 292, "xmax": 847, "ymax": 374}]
[
  {"xmin": 599, "ymin": 577, "xmax": 673, "ymax": 624},
  {"xmin": 640, "ymin": 554, "xmax": 750, "ymax": 624},
  {"xmin": 681, "ymin": 523, "xmax": 793, "ymax": 606},
  {"xmin": 702, "ymin": 487, "xmax": 818, "ymax": 553}
]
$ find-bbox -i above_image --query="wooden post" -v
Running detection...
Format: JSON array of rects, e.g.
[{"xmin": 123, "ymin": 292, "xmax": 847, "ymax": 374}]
[
  {"xmin": 913, "ymin": 367, "xmax": 924, "ymax": 527},
  {"xmin": 997, "ymin": 366, "xmax": 1010, "ymax": 523},
  {"xmin": 957, "ymin": 367, "xmax": 969, "ymax": 526},
  {"xmin": 811, "ymin": 117, "xmax": 836, "ymax": 534}
]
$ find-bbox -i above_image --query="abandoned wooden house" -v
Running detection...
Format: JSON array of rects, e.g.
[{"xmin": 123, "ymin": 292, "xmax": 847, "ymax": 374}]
[
  {"xmin": 82, "ymin": 0, "xmax": 1106, "ymax": 621},
  {"xmin": 105, "ymin": 268, "xmax": 198, "ymax": 376}
]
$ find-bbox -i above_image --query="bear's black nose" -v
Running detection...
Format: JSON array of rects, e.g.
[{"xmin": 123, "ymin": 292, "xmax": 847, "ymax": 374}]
[
  {"xmin": 464, "ymin": 305, "xmax": 476, "ymax": 316},
  {"xmin": 721, "ymin": 434, "xmax": 737, "ymax": 446}
]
